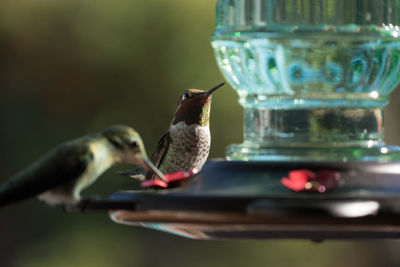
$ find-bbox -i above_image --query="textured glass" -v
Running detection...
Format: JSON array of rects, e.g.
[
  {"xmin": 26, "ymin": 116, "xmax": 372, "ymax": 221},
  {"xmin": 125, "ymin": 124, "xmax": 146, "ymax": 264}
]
[{"xmin": 212, "ymin": 0, "xmax": 400, "ymax": 161}]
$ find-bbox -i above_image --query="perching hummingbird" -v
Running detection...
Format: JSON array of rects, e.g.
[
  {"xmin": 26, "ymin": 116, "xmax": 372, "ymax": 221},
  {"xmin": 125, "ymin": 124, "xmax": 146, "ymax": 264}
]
[
  {"xmin": 124, "ymin": 83, "xmax": 224, "ymax": 181},
  {"xmin": 0, "ymin": 125, "xmax": 164, "ymax": 209}
]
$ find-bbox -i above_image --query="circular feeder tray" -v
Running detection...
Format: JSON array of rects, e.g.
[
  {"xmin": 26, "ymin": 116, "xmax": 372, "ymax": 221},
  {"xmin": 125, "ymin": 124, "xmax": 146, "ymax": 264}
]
[{"xmin": 86, "ymin": 160, "xmax": 400, "ymax": 240}]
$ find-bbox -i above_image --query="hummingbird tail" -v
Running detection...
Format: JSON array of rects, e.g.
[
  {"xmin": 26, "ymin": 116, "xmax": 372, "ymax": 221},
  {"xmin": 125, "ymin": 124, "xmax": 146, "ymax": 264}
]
[
  {"xmin": 0, "ymin": 180, "xmax": 33, "ymax": 208},
  {"xmin": 0, "ymin": 171, "xmax": 51, "ymax": 208}
]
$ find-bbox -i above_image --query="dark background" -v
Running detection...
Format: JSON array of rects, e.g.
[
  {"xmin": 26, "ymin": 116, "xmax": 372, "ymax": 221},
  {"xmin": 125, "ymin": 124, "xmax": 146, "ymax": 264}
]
[{"xmin": 1, "ymin": 0, "xmax": 400, "ymax": 266}]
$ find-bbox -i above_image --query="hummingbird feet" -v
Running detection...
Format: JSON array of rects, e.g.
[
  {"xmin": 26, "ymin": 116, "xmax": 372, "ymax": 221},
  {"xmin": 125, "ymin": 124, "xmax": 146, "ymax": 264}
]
[
  {"xmin": 76, "ymin": 199, "xmax": 90, "ymax": 213},
  {"xmin": 76, "ymin": 197, "xmax": 121, "ymax": 212},
  {"xmin": 60, "ymin": 199, "xmax": 97, "ymax": 213},
  {"xmin": 75, "ymin": 198, "xmax": 105, "ymax": 213},
  {"xmin": 61, "ymin": 203, "xmax": 82, "ymax": 213}
]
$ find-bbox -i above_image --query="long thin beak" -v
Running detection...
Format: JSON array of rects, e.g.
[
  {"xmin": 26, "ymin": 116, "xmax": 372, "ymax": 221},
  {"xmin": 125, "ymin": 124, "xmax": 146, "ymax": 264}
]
[
  {"xmin": 206, "ymin": 82, "xmax": 225, "ymax": 96},
  {"xmin": 142, "ymin": 158, "xmax": 168, "ymax": 183}
]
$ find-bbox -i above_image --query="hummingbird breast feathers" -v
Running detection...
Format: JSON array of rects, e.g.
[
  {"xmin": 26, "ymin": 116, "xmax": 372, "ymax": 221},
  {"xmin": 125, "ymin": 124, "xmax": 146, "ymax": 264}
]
[{"xmin": 160, "ymin": 121, "xmax": 210, "ymax": 174}]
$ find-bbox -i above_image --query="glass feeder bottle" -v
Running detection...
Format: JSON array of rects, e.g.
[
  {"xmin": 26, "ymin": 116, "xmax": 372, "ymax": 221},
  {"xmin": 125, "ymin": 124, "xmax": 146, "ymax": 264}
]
[{"xmin": 212, "ymin": 0, "xmax": 400, "ymax": 161}]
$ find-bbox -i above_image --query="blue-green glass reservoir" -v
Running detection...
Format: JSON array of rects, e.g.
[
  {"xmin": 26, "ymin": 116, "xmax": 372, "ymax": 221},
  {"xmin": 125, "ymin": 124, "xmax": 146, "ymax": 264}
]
[
  {"xmin": 212, "ymin": 0, "xmax": 400, "ymax": 161},
  {"xmin": 213, "ymin": 33, "xmax": 400, "ymax": 108}
]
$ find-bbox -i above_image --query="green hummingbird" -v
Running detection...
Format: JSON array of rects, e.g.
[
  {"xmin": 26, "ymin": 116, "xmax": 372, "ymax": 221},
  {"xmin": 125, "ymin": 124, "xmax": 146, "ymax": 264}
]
[
  {"xmin": 123, "ymin": 82, "xmax": 225, "ymax": 181},
  {"xmin": 0, "ymin": 125, "xmax": 164, "ymax": 209}
]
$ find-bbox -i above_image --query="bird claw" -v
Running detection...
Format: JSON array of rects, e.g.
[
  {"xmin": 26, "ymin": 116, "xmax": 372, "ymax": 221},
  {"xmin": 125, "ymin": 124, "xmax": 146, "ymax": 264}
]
[
  {"xmin": 76, "ymin": 199, "xmax": 90, "ymax": 213},
  {"xmin": 60, "ymin": 199, "xmax": 92, "ymax": 213},
  {"xmin": 61, "ymin": 203, "xmax": 82, "ymax": 213}
]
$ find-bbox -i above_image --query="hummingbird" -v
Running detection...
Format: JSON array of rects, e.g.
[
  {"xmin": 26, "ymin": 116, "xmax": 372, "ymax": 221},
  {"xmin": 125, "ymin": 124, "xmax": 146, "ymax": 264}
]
[
  {"xmin": 0, "ymin": 125, "xmax": 164, "ymax": 209},
  {"xmin": 124, "ymin": 82, "xmax": 225, "ymax": 181}
]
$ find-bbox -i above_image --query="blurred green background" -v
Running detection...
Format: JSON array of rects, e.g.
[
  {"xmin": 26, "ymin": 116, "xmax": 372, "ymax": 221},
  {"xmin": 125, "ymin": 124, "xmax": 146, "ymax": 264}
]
[{"xmin": 1, "ymin": 0, "xmax": 400, "ymax": 266}]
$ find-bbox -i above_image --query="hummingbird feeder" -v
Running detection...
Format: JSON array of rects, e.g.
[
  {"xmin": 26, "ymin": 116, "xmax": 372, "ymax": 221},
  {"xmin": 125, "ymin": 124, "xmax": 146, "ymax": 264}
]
[{"xmin": 91, "ymin": 0, "xmax": 400, "ymax": 240}]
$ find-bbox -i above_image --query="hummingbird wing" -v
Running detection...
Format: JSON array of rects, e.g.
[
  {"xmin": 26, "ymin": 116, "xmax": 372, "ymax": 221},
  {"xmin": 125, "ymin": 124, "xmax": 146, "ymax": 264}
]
[
  {"xmin": 145, "ymin": 131, "xmax": 171, "ymax": 180},
  {"xmin": 0, "ymin": 140, "xmax": 93, "ymax": 207}
]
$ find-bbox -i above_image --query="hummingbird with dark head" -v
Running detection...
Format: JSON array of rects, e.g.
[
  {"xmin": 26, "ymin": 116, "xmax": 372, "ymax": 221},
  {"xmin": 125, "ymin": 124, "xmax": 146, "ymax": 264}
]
[
  {"xmin": 0, "ymin": 125, "xmax": 164, "ymax": 209},
  {"xmin": 124, "ymin": 82, "xmax": 225, "ymax": 181}
]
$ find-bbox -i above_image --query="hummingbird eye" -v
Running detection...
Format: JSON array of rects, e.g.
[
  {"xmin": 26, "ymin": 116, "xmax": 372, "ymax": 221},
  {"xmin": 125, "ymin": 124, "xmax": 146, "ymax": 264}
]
[
  {"xmin": 129, "ymin": 140, "xmax": 139, "ymax": 147},
  {"xmin": 183, "ymin": 92, "xmax": 192, "ymax": 100}
]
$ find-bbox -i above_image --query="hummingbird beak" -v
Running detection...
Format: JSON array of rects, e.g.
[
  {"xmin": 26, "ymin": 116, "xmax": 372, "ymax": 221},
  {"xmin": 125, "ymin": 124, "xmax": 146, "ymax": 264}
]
[
  {"xmin": 205, "ymin": 82, "xmax": 225, "ymax": 96},
  {"xmin": 142, "ymin": 158, "xmax": 168, "ymax": 183}
]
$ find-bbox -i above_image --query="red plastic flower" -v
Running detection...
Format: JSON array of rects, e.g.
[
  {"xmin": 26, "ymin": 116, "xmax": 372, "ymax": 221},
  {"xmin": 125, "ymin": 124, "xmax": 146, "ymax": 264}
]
[
  {"xmin": 281, "ymin": 169, "xmax": 340, "ymax": 193},
  {"xmin": 141, "ymin": 168, "xmax": 199, "ymax": 189}
]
